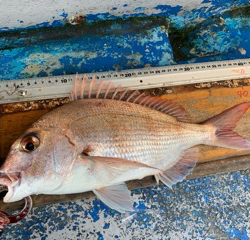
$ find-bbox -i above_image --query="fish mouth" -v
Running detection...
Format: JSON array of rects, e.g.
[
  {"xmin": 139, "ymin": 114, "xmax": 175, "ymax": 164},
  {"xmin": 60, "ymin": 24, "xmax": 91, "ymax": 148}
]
[{"xmin": 0, "ymin": 172, "xmax": 21, "ymax": 202}]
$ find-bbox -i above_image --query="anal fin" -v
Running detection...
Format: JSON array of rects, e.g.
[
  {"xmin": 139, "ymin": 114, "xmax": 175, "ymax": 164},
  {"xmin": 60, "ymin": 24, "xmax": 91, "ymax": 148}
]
[
  {"xmin": 93, "ymin": 182, "xmax": 134, "ymax": 213},
  {"xmin": 157, "ymin": 147, "xmax": 199, "ymax": 188}
]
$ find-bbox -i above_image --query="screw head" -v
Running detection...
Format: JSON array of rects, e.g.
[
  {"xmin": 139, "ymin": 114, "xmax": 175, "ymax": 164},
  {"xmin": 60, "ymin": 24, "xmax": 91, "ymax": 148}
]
[{"xmin": 18, "ymin": 90, "xmax": 27, "ymax": 96}]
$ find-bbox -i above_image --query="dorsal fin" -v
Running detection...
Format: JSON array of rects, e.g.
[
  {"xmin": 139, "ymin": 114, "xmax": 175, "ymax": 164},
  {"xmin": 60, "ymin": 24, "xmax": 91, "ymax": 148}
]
[
  {"xmin": 137, "ymin": 96, "xmax": 190, "ymax": 122},
  {"xmin": 70, "ymin": 75, "xmax": 190, "ymax": 122}
]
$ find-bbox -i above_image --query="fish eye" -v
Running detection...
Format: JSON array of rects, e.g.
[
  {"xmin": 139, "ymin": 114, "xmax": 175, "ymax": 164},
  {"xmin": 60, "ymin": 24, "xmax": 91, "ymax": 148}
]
[{"xmin": 20, "ymin": 135, "xmax": 40, "ymax": 153}]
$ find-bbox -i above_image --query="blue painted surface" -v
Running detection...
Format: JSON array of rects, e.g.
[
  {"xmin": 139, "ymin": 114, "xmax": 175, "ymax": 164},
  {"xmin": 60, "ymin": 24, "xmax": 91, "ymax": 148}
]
[
  {"xmin": 0, "ymin": 23, "xmax": 173, "ymax": 80},
  {"xmin": 1, "ymin": 4, "xmax": 250, "ymax": 81},
  {"xmin": 178, "ymin": 7, "xmax": 250, "ymax": 63},
  {"xmin": 2, "ymin": 170, "xmax": 250, "ymax": 239}
]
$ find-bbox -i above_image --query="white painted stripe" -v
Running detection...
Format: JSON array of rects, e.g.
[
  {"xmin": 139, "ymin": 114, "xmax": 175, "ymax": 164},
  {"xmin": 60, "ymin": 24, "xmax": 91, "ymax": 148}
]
[
  {"xmin": 0, "ymin": 0, "xmax": 210, "ymax": 30},
  {"xmin": 0, "ymin": 59, "xmax": 250, "ymax": 104}
]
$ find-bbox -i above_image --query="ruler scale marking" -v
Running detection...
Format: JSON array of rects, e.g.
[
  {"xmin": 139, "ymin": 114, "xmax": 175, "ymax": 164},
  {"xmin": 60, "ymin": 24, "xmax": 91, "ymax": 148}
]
[{"xmin": 1, "ymin": 59, "xmax": 250, "ymax": 104}]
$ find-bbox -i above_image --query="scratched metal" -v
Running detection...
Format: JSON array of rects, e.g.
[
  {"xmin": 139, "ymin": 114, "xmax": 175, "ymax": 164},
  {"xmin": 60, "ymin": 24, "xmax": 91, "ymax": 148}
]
[{"xmin": 1, "ymin": 170, "xmax": 250, "ymax": 239}]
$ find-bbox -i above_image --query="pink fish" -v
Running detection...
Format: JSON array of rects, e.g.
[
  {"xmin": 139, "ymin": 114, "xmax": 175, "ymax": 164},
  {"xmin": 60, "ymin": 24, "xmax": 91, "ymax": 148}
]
[{"xmin": 0, "ymin": 76, "xmax": 250, "ymax": 213}]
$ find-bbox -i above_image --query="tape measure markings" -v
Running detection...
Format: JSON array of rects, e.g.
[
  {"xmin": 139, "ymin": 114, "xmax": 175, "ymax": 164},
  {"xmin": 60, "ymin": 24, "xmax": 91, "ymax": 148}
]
[{"xmin": 1, "ymin": 58, "xmax": 250, "ymax": 104}]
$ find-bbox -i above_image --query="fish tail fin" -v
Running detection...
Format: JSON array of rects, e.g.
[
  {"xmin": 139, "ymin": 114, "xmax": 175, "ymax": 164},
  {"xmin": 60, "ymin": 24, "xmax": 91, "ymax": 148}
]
[{"xmin": 203, "ymin": 102, "xmax": 250, "ymax": 150}]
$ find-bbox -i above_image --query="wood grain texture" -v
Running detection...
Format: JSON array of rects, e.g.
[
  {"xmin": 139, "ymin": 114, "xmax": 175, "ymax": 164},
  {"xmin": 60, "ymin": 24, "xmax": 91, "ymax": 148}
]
[
  {"xmin": 159, "ymin": 83, "xmax": 250, "ymax": 162},
  {"xmin": 1, "ymin": 79, "xmax": 250, "ymax": 212},
  {"xmin": 1, "ymin": 79, "xmax": 250, "ymax": 163},
  {"xmin": 0, "ymin": 110, "xmax": 50, "ymax": 161}
]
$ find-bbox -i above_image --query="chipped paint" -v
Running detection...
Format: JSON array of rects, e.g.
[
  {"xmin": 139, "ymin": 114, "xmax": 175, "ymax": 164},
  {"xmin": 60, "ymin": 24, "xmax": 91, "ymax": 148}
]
[
  {"xmin": 0, "ymin": 17, "xmax": 173, "ymax": 81},
  {"xmin": 171, "ymin": 5, "xmax": 250, "ymax": 62},
  {"xmin": 2, "ymin": 170, "xmax": 250, "ymax": 239},
  {"xmin": 1, "ymin": 0, "xmax": 246, "ymax": 31},
  {"xmin": 1, "ymin": 5, "xmax": 250, "ymax": 80}
]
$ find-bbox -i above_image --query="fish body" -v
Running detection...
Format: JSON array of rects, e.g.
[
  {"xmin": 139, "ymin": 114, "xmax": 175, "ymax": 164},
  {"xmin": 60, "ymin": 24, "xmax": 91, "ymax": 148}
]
[
  {"xmin": 29, "ymin": 99, "xmax": 211, "ymax": 192},
  {"xmin": 40, "ymin": 99, "xmax": 213, "ymax": 167},
  {"xmin": 1, "ymin": 76, "xmax": 250, "ymax": 212}
]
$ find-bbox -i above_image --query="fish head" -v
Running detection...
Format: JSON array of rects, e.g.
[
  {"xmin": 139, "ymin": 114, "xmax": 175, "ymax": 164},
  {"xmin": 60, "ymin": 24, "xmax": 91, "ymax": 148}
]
[{"xmin": 0, "ymin": 124, "xmax": 77, "ymax": 203}]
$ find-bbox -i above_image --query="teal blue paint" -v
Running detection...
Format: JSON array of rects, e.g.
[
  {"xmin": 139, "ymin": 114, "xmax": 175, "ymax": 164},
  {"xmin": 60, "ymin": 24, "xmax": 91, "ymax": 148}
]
[
  {"xmin": 60, "ymin": 12, "xmax": 68, "ymax": 18},
  {"xmin": 3, "ymin": 5, "xmax": 250, "ymax": 80},
  {"xmin": 134, "ymin": 7, "xmax": 145, "ymax": 12}
]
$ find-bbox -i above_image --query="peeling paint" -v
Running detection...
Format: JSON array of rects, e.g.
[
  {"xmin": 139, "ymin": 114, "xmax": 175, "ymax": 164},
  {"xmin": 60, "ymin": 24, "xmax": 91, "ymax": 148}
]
[
  {"xmin": 0, "ymin": 17, "xmax": 173, "ymax": 81},
  {"xmin": 0, "ymin": 0, "xmax": 243, "ymax": 31},
  {"xmin": 1, "ymin": 5, "xmax": 250, "ymax": 81},
  {"xmin": 169, "ymin": 5, "xmax": 250, "ymax": 62},
  {"xmin": 2, "ymin": 170, "xmax": 250, "ymax": 239}
]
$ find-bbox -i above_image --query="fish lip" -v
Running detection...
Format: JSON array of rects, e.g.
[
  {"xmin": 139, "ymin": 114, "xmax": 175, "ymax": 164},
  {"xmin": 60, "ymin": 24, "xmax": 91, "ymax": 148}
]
[{"xmin": 0, "ymin": 172, "xmax": 21, "ymax": 202}]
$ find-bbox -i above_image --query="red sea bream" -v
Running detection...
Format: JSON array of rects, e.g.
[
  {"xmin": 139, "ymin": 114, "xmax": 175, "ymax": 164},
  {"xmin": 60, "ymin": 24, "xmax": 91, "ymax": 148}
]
[{"xmin": 1, "ymin": 76, "xmax": 250, "ymax": 213}]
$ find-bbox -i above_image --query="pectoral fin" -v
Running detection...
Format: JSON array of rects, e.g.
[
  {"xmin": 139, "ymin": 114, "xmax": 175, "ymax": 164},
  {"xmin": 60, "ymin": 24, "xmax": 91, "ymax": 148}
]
[
  {"xmin": 77, "ymin": 156, "xmax": 159, "ymax": 212},
  {"xmin": 93, "ymin": 182, "xmax": 134, "ymax": 213}
]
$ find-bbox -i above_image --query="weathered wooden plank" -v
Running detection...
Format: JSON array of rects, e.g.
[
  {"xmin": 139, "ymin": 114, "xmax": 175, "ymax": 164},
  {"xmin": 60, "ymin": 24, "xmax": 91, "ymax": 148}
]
[
  {"xmin": 1, "ymin": 79, "xmax": 250, "ymax": 212},
  {"xmin": 159, "ymin": 82, "xmax": 250, "ymax": 162},
  {"xmin": 0, "ymin": 154, "xmax": 250, "ymax": 213},
  {"xmin": 0, "ymin": 110, "xmax": 50, "ymax": 161},
  {"xmin": 1, "ymin": 79, "xmax": 250, "ymax": 164}
]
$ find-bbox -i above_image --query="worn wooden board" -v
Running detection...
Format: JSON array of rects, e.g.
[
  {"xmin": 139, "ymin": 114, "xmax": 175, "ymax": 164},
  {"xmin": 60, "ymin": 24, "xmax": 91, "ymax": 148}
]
[
  {"xmin": 1, "ymin": 79, "xmax": 250, "ymax": 163},
  {"xmin": 0, "ymin": 79, "xmax": 250, "ymax": 211}
]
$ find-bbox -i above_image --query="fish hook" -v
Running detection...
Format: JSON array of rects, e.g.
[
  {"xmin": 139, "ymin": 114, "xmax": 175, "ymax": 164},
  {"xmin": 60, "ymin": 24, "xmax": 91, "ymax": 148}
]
[{"xmin": 0, "ymin": 185, "xmax": 32, "ymax": 236}]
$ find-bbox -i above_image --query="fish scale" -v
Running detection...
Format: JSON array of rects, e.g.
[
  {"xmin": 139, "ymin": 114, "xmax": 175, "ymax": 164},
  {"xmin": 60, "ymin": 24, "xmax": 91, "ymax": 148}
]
[{"xmin": 49, "ymin": 99, "xmax": 212, "ymax": 168}]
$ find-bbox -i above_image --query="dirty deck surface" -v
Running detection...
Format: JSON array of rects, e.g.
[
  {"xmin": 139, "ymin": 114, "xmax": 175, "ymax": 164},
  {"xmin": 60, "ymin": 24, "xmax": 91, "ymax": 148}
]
[{"xmin": 1, "ymin": 169, "xmax": 250, "ymax": 240}]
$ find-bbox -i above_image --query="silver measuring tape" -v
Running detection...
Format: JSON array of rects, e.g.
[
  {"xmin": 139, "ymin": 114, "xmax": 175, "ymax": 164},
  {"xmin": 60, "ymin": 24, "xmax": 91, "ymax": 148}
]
[{"xmin": 1, "ymin": 58, "xmax": 250, "ymax": 104}]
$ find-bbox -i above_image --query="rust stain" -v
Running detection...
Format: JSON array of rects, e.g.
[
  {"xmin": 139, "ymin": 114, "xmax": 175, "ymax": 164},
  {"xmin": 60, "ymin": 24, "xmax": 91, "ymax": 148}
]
[
  {"xmin": 0, "ymin": 98, "xmax": 70, "ymax": 114},
  {"xmin": 194, "ymin": 78, "xmax": 250, "ymax": 89},
  {"xmin": 67, "ymin": 14, "xmax": 86, "ymax": 25}
]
